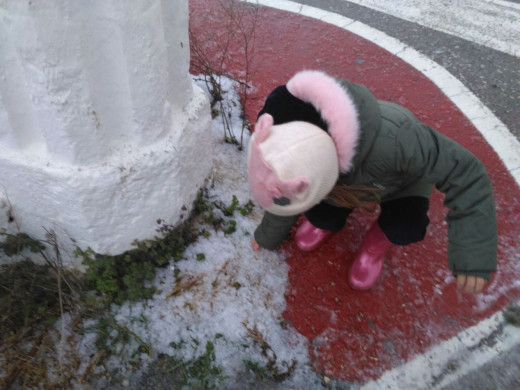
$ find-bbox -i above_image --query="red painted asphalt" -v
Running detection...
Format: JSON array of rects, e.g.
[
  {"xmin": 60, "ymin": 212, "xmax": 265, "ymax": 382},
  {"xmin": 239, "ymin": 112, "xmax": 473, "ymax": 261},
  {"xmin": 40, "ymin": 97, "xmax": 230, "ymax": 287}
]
[{"xmin": 190, "ymin": 0, "xmax": 520, "ymax": 382}]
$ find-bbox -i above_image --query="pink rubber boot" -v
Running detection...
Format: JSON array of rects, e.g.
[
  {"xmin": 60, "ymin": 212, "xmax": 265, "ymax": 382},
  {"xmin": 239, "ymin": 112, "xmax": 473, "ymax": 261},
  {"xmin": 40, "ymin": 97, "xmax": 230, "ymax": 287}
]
[
  {"xmin": 348, "ymin": 222, "xmax": 392, "ymax": 290},
  {"xmin": 295, "ymin": 219, "xmax": 333, "ymax": 252}
]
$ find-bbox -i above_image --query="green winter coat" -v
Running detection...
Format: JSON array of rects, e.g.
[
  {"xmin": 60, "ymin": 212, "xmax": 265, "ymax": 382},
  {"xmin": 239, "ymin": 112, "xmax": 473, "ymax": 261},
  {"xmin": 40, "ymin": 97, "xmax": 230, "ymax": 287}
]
[{"xmin": 254, "ymin": 79, "xmax": 497, "ymax": 280}]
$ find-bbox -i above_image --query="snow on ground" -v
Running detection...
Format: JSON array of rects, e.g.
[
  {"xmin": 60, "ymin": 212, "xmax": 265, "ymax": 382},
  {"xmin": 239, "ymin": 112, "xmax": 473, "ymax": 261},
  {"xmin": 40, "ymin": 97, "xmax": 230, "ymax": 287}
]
[{"xmin": 78, "ymin": 77, "xmax": 329, "ymax": 388}]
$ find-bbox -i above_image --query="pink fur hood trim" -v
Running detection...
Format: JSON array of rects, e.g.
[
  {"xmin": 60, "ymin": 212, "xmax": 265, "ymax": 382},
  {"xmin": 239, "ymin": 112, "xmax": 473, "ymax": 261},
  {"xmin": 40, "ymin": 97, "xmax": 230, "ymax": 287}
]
[{"xmin": 286, "ymin": 70, "xmax": 360, "ymax": 172}]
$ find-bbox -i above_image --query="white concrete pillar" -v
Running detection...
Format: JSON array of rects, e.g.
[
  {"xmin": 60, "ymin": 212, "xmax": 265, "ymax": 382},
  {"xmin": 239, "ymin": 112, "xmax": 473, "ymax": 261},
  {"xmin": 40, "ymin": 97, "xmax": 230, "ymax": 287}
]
[{"xmin": 0, "ymin": 0, "xmax": 212, "ymax": 264}]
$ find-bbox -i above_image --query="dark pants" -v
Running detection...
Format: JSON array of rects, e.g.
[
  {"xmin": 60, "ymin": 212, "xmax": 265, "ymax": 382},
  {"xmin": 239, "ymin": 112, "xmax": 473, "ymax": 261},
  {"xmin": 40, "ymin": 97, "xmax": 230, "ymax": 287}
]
[{"xmin": 304, "ymin": 196, "xmax": 430, "ymax": 245}]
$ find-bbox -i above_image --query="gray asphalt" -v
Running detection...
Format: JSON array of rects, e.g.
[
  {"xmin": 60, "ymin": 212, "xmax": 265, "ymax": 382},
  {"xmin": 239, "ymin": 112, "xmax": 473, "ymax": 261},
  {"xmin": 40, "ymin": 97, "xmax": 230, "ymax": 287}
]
[{"xmin": 441, "ymin": 343, "xmax": 520, "ymax": 390}]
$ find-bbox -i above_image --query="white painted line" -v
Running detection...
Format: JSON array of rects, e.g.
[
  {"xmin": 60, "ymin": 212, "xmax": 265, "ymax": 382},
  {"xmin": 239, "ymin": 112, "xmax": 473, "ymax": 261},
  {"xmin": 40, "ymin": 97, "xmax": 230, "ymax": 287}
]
[
  {"xmin": 497, "ymin": 0, "xmax": 520, "ymax": 11},
  {"xmin": 243, "ymin": 0, "xmax": 520, "ymax": 386},
  {"xmin": 361, "ymin": 312, "xmax": 520, "ymax": 390},
  {"xmin": 244, "ymin": 0, "xmax": 520, "ymax": 187},
  {"xmin": 336, "ymin": 0, "xmax": 520, "ymax": 57},
  {"xmin": 361, "ymin": 312, "xmax": 520, "ymax": 389}
]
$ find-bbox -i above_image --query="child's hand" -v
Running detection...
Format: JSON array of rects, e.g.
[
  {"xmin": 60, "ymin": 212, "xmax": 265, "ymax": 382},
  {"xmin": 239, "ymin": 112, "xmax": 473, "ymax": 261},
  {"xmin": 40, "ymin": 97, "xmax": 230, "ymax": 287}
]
[
  {"xmin": 456, "ymin": 274, "xmax": 487, "ymax": 294},
  {"xmin": 251, "ymin": 239, "xmax": 260, "ymax": 251}
]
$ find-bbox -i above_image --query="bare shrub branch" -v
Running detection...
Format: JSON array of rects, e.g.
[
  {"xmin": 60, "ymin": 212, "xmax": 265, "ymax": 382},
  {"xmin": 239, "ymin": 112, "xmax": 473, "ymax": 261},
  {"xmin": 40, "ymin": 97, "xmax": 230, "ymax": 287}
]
[{"xmin": 190, "ymin": 0, "xmax": 261, "ymax": 149}]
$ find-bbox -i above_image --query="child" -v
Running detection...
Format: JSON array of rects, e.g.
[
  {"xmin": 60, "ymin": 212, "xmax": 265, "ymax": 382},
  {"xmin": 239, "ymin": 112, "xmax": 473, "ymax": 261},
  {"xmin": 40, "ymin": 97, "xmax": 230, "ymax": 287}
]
[{"xmin": 248, "ymin": 70, "xmax": 497, "ymax": 294}]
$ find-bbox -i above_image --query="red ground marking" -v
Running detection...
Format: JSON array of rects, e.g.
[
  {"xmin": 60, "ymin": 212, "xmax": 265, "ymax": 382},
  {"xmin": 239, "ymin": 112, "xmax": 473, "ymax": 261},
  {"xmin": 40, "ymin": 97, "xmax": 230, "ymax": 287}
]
[{"xmin": 190, "ymin": 0, "xmax": 520, "ymax": 382}]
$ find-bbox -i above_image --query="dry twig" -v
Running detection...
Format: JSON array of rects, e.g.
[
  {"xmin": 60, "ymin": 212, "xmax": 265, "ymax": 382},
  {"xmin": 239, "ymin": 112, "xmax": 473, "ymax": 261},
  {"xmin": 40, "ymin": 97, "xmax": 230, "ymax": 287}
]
[{"xmin": 166, "ymin": 275, "xmax": 204, "ymax": 299}]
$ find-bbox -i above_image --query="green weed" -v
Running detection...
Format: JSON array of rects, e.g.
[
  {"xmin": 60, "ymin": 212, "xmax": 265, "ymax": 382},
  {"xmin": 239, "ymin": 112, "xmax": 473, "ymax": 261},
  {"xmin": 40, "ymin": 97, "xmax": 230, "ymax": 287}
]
[
  {"xmin": 76, "ymin": 247, "xmax": 160, "ymax": 305},
  {"xmin": 504, "ymin": 303, "xmax": 520, "ymax": 327},
  {"xmin": 162, "ymin": 337, "xmax": 225, "ymax": 389},
  {"xmin": 243, "ymin": 359, "xmax": 268, "ymax": 380},
  {"xmin": 0, "ymin": 232, "xmax": 45, "ymax": 256},
  {"xmin": 75, "ymin": 190, "xmax": 252, "ymax": 305},
  {"xmin": 0, "ymin": 259, "xmax": 76, "ymax": 343},
  {"xmin": 0, "ymin": 236, "xmax": 85, "ymax": 389},
  {"xmin": 243, "ymin": 322, "xmax": 297, "ymax": 382}
]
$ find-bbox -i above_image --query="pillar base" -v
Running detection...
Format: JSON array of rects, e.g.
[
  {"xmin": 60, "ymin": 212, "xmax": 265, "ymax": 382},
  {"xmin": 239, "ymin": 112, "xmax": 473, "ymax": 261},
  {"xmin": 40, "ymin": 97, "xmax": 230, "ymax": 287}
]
[{"xmin": 0, "ymin": 84, "xmax": 211, "ymax": 268}]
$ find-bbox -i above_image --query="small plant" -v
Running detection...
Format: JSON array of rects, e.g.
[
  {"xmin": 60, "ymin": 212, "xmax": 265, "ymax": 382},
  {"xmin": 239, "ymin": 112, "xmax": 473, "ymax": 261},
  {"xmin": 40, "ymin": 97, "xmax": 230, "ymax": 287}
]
[
  {"xmin": 223, "ymin": 219, "xmax": 237, "ymax": 235},
  {"xmin": 244, "ymin": 359, "xmax": 268, "ymax": 380},
  {"xmin": 75, "ymin": 190, "xmax": 210, "ymax": 305},
  {"xmin": 214, "ymin": 195, "xmax": 254, "ymax": 217},
  {"xmin": 75, "ymin": 189, "xmax": 252, "ymax": 306},
  {"xmin": 242, "ymin": 322, "xmax": 297, "ymax": 382},
  {"xmin": 76, "ymin": 247, "xmax": 160, "ymax": 305},
  {"xmin": 215, "ymin": 195, "xmax": 254, "ymax": 218},
  {"xmin": 0, "ymin": 259, "xmax": 76, "ymax": 342},
  {"xmin": 186, "ymin": 341, "xmax": 224, "ymax": 388},
  {"xmin": 0, "ymin": 233, "xmax": 84, "ymax": 389},
  {"xmin": 504, "ymin": 303, "xmax": 520, "ymax": 327},
  {"xmin": 190, "ymin": 0, "xmax": 260, "ymax": 149},
  {"xmin": 0, "ymin": 232, "xmax": 45, "ymax": 256},
  {"xmin": 196, "ymin": 189, "xmax": 254, "ymax": 235},
  {"xmin": 239, "ymin": 199, "xmax": 255, "ymax": 216},
  {"xmin": 161, "ymin": 337, "xmax": 225, "ymax": 389},
  {"xmin": 223, "ymin": 194, "xmax": 240, "ymax": 216},
  {"xmin": 193, "ymin": 187, "xmax": 225, "ymax": 229},
  {"xmin": 88, "ymin": 315, "xmax": 152, "ymax": 359}
]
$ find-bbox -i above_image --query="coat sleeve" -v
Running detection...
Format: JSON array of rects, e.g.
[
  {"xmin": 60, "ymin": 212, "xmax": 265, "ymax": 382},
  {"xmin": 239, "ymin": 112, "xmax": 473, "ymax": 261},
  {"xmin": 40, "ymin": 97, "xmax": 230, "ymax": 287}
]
[
  {"xmin": 396, "ymin": 123, "xmax": 497, "ymax": 280},
  {"xmin": 254, "ymin": 212, "xmax": 300, "ymax": 250}
]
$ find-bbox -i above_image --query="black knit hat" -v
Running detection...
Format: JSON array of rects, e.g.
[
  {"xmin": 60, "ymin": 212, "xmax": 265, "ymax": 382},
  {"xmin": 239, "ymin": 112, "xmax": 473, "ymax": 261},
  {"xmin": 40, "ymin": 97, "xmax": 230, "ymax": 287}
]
[{"xmin": 258, "ymin": 85, "xmax": 328, "ymax": 131}]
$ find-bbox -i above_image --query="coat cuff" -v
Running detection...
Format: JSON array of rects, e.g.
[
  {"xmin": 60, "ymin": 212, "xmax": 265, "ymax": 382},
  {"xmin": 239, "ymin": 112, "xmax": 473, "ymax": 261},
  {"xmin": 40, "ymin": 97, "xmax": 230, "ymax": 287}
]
[{"xmin": 254, "ymin": 212, "xmax": 299, "ymax": 250}]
